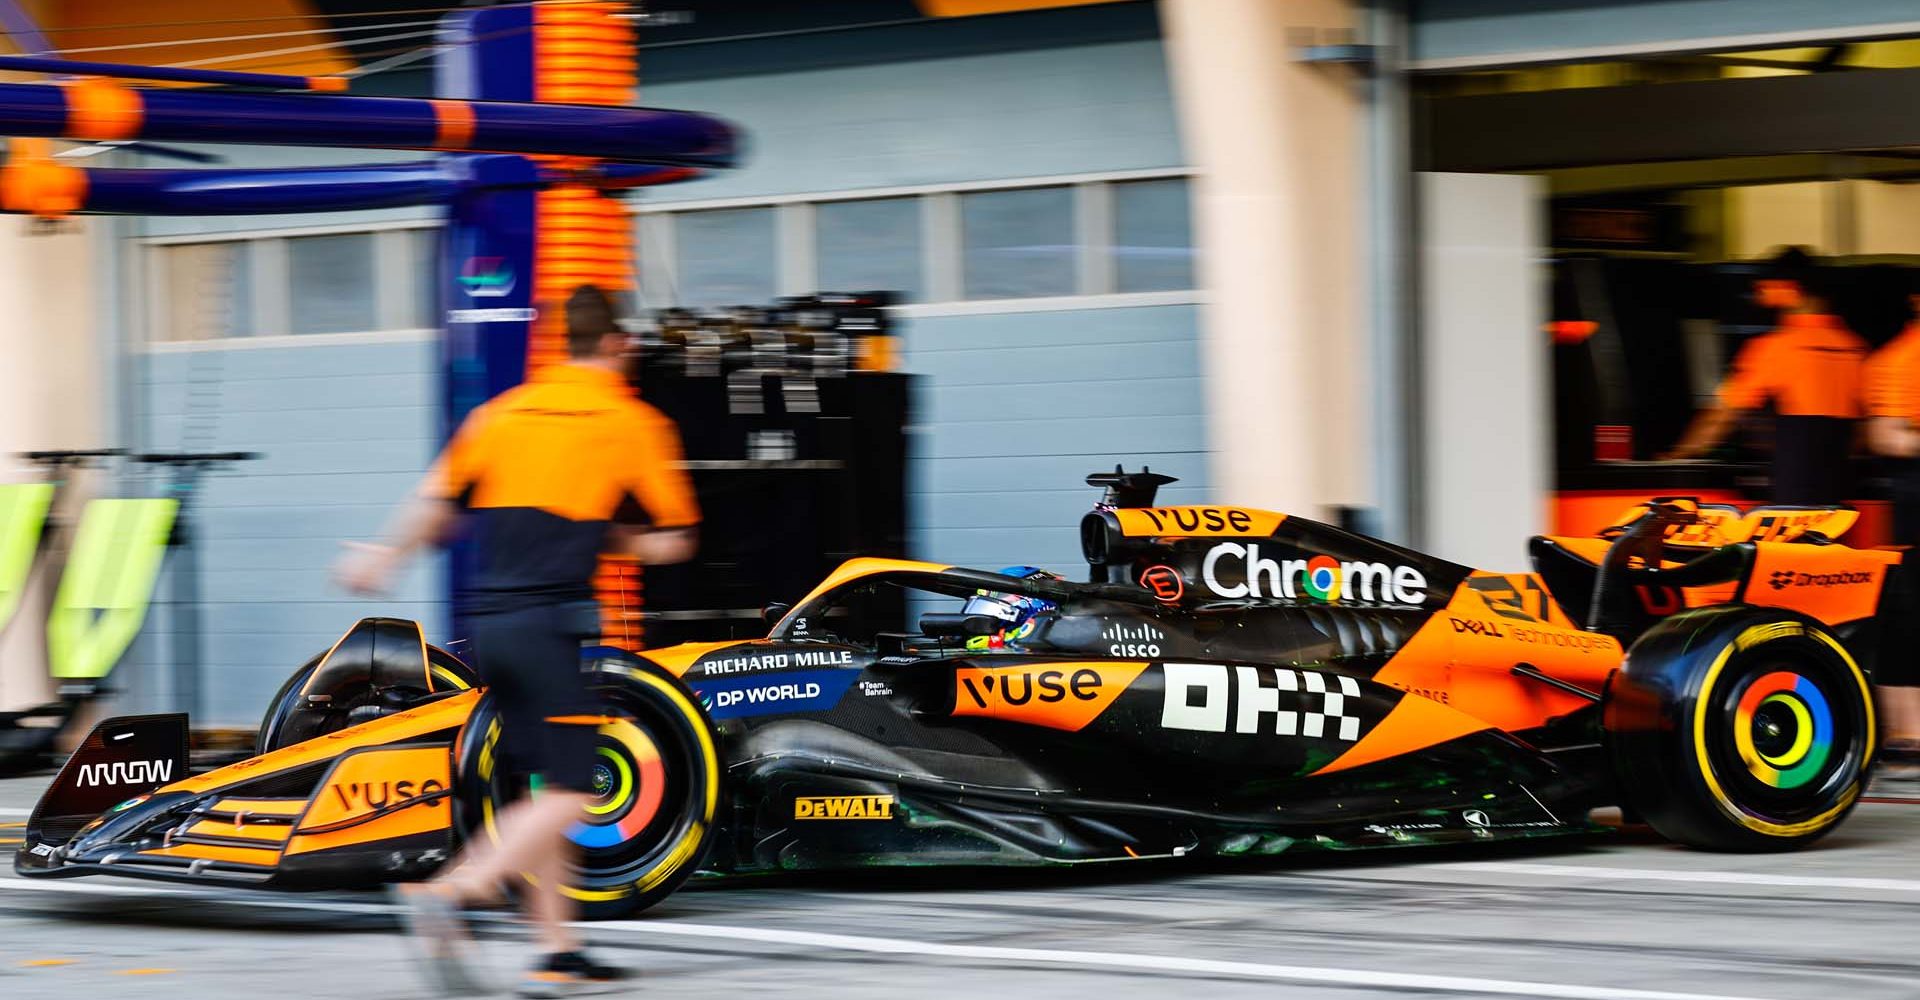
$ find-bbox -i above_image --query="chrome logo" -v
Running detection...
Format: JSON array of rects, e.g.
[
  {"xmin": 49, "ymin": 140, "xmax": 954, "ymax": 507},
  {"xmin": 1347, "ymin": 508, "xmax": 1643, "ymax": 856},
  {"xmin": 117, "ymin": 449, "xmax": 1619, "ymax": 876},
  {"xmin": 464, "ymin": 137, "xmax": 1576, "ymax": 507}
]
[
  {"xmin": 1302, "ymin": 555, "xmax": 1342, "ymax": 603},
  {"xmin": 1733, "ymin": 671, "xmax": 1833, "ymax": 790}
]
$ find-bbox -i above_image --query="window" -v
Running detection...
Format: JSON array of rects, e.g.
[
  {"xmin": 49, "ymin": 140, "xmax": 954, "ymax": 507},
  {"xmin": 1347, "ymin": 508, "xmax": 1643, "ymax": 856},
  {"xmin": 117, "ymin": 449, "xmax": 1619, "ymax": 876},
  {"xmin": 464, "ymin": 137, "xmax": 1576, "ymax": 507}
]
[
  {"xmin": 646, "ymin": 173, "xmax": 1197, "ymax": 308},
  {"xmin": 676, "ymin": 207, "xmax": 776, "ymax": 307},
  {"xmin": 150, "ymin": 226, "xmax": 442, "ymax": 343},
  {"xmin": 408, "ymin": 228, "xmax": 441, "ymax": 329},
  {"xmin": 287, "ymin": 233, "xmax": 377, "ymax": 334},
  {"xmin": 158, "ymin": 242, "xmax": 252, "ymax": 342},
  {"xmin": 816, "ymin": 197, "xmax": 922, "ymax": 302},
  {"xmin": 961, "ymin": 186, "xmax": 1076, "ymax": 299},
  {"xmin": 1112, "ymin": 178, "xmax": 1195, "ymax": 292}
]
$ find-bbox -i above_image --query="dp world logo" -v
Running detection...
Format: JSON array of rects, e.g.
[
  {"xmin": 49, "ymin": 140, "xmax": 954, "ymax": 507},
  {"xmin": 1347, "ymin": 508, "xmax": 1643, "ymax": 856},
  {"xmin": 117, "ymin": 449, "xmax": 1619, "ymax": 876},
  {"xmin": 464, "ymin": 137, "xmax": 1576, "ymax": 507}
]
[
  {"xmin": 458, "ymin": 257, "xmax": 516, "ymax": 299},
  {"xmin": 1462, "ymin": 809, "xmax": 1490, "ymax": 829}
]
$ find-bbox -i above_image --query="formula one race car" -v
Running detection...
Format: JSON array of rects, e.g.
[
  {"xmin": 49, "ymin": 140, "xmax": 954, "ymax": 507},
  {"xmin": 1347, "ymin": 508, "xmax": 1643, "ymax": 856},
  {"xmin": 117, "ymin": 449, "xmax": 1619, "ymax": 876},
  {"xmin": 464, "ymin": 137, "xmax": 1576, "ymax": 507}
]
[{"xmin": 17, "ymin": 470, "xmax": 1895, "ymax": 917}]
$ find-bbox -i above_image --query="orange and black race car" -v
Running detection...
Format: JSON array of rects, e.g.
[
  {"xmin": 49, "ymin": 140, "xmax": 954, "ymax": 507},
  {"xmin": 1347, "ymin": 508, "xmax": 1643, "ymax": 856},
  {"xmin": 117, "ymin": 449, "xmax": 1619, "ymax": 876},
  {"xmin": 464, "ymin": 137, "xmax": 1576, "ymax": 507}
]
[{"xmin": 16, "ymin": 469, "xmax": 1897, "ymax": 917}]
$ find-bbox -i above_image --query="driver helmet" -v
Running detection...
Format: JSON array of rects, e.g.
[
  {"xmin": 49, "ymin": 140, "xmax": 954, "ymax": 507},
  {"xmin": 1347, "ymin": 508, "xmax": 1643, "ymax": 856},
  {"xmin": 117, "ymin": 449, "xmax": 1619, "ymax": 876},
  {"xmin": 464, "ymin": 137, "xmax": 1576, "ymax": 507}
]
[{"xmin": 963, "ymin": 566, "xmax": 1062, "ymax": 649}]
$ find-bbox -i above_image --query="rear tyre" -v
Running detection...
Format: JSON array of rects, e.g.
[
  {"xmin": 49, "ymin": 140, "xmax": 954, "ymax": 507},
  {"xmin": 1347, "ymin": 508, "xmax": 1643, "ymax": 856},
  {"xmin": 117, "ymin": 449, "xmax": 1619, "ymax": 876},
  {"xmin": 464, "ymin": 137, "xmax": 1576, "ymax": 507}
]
[
  {"xmin": 1606, "ymin": 606, "xmax": 1875, "ymax": 851},
  {"xmin": 452, "ymin": 651, "xmax": 721, "ymax": 919}
]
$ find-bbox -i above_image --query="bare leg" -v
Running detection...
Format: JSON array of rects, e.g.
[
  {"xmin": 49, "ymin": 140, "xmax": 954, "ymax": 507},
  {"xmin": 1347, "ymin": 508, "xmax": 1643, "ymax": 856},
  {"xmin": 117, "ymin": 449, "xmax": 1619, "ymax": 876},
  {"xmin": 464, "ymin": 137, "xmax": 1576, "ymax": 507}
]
[
  {"xmin": 430, "ymin": 797, "xmax": 539, "ymax": 906},
  {"xmin": 434, "ymin": 791, "xmax": 592, "ymax": 930},
  {"xmin": 527, "ymin": 834, "xmax": 583, "ymax": 954},
  {"xmin": 1880, "ymin": 685, "xmax": 1920, "ymax": 744}
]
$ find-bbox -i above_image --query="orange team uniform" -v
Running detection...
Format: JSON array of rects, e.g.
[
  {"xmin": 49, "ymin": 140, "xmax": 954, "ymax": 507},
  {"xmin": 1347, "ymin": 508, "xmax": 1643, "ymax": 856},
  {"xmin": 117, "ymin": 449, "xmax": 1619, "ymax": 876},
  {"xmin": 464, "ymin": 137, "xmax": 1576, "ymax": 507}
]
[
  {"xmin": 1867, "ymin": 321, "xmax": 1920, "ymax": 429},
  {"xmin": 1868, "ymin": 321, "xmax": 1920, "ymax": 543},
  {"xmin": 1717, "ymin": 313, "xmax": 1867, "ymax": 505},
  {"xmin": 427, "ymin": 363, "xmax": 698, "ymax": 610}
]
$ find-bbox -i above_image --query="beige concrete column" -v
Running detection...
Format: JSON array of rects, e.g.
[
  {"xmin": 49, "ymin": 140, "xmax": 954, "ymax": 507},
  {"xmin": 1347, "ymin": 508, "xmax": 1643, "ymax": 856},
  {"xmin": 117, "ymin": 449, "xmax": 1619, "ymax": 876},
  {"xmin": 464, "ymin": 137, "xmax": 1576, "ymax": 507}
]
[
  {"xmin": 0, "ymin": 216, "xmax": 102, "ymax": 711},
  {"xmin": 1160, "ymin": 0, "xmax": 1365, "ymax": 516}
]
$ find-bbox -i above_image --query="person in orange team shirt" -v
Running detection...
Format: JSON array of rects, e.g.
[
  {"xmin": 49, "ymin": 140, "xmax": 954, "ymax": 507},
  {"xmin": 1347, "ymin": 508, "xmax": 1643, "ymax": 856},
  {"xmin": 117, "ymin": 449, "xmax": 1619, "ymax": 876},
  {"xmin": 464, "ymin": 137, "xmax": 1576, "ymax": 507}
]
[
  {"xmin": 1664, "ymin": 247, "xmax": 1868, "ymax": 505},
  {"xmin": 336, "ymin": 284, "xmax": 699, "ymax": 997},
  {"xmin": 1864, "ymin": 277, "xmax": 1920, "ymax": 772}
]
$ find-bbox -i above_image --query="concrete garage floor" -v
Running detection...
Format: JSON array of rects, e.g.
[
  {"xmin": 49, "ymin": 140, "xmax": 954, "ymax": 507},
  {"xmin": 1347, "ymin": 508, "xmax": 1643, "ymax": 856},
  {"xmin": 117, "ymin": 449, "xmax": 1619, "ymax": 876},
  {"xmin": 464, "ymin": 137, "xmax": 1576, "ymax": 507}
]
[{"xmin": 2, "ymin": 773, "xmax": 1919, "ymax": 999}]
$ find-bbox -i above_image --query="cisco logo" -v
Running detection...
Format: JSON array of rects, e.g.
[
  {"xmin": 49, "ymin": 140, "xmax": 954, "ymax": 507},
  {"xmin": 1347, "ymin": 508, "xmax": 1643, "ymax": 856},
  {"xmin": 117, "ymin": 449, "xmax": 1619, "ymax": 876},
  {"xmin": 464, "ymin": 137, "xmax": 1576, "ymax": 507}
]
[{"xmin": 1103, "ymin": 622, "xmax": 1165, "ymax": 658}]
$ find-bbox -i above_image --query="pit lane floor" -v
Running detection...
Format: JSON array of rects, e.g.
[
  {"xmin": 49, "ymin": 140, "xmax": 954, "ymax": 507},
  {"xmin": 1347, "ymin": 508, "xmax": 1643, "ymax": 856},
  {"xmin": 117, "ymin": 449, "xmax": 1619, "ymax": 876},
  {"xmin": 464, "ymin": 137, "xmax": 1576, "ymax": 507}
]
[{"xmin": 3, "ymin": 774, "xmax": 1919, "ymax": 1000}]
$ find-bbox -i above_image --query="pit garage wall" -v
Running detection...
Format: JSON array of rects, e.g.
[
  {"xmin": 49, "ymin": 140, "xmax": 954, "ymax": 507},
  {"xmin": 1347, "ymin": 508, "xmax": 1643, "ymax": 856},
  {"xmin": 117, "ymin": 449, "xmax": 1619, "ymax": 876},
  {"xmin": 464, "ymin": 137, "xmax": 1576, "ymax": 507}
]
[
  {"xmin": 1418, "ymin": 172, "xmax": 1548, "ymax": 572},
  {"xmin": 0, "ymin": 218, "xmax": 102, "ymax": 714},
  {"xmin": 117, "ymin": 33, "xmax": 1201, "ymax": 724},
  {"xmin": 640, "ymin": 35, "xmax": 1207, "ymax": 576}
]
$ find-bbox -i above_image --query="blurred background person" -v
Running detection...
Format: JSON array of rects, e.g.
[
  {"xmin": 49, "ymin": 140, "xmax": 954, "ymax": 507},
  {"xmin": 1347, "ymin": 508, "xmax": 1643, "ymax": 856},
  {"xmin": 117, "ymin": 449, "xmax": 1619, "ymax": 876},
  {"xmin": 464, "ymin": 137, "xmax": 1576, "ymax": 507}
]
[
  {"xmin": 1663, "ymin": 247, "xmax": 1868, "ymax": 506},
  {"xmin": 1865, "ymin": 277, "xmax": 1920, "ymax": 774},
  {"xmin": 335, "ymin": 284, "xmax": 699, "ymax": 996}
]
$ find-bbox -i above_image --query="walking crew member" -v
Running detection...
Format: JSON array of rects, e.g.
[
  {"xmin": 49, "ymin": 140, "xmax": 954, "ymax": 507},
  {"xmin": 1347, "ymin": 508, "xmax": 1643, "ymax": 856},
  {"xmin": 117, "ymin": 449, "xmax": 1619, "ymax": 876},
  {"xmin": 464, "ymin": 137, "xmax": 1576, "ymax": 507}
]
[
  {"xmin": 336, "ymin": 284, "xmax": 699, "ymax": 997},
  {"xmin": 1664, "ymin": 247, "xmax": 1868, "ymax": 505},
  {"xmin": 1864, "ymin": 278, "xmax": 1920, "ymax": 770}
]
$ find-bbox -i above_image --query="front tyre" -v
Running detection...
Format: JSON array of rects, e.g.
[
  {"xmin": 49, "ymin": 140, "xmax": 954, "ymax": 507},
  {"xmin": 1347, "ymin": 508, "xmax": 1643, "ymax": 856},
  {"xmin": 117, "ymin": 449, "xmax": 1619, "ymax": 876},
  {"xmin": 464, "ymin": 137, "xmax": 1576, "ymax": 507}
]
[
  {"xmin": 453, "ymin": 651, "xmax": 722, "ymax": 919},
  {"xmin": 1606, "ymin": 607, "xmax": 1875, "ymax": 851}
]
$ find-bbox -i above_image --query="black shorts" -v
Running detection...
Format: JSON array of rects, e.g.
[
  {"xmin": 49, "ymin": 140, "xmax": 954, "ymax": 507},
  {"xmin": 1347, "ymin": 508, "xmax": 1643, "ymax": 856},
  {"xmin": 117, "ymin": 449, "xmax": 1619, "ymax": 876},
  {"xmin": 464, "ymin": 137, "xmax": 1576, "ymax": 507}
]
[
  {"xmin": 1883, "ymin": 461, "xmax": 1920, "ymax": 688},
  {"xmin": 468, "ymin": 601, "xmax": 601, "ymax": 793}
]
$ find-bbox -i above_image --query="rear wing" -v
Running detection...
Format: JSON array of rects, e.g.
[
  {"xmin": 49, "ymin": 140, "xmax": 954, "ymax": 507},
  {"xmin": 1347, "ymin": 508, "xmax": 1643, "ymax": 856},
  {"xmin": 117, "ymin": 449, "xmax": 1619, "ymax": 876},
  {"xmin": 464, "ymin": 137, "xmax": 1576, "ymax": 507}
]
[{"xmin": 1603, "ymin": 498, "xmax": 1857, "ymax": 548}]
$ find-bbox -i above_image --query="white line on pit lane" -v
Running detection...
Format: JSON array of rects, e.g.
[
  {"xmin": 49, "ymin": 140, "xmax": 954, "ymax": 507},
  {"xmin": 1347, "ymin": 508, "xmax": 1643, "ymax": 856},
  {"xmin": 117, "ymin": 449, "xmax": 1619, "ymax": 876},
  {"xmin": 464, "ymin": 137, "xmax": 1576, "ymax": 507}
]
[
  {"xmin": 1433, "ymin": 862, "xmax": 1920, "ymax": 895},
  {"xmin": 0, "ymin": 807, "xmax": 33, "ymax": 816},
  {"xmin": 0, "ymin": 877, "xmax": 1767, "ymax": 1000}
]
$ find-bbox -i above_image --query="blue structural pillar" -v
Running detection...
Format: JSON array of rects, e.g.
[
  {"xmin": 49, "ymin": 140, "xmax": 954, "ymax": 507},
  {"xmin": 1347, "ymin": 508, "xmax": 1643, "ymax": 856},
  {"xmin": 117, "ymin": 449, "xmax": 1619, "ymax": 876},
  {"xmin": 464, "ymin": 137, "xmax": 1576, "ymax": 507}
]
[{"xmin": 438, "ymin": 5, "xmax": 541, "ymax": 632}]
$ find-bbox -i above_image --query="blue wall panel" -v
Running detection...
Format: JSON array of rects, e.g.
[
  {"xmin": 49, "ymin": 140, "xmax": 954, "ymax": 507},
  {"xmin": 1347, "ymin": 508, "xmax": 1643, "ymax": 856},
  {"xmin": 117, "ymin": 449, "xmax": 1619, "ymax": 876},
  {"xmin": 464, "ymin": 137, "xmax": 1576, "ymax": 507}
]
[
  {"xmin": 903, "ymin": 304, "xmax": 1208, "ymax": 578},
  {"xmin": 121, "ymin": 336, "xmax": 443, "ymax": 725},
  {"xmin": 643, "ymin": 39, "xmax": 1183, "ymax": 202}
]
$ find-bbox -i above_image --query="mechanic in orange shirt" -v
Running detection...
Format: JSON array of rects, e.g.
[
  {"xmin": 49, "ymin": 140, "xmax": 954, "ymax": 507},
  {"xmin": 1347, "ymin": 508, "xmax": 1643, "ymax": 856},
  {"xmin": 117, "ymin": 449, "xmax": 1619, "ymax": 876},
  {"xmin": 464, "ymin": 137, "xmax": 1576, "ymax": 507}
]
[
  {"xmin": 336, "ymin": 284, "xmax": 699, "ymax": 996},
  {"xmin": 1664, "ymin": 247, "xmax": 1868, "ymax": 505},
  {"xmin": 1864, "ymin": 280, "xmax": 1920, "ymax": 768}
]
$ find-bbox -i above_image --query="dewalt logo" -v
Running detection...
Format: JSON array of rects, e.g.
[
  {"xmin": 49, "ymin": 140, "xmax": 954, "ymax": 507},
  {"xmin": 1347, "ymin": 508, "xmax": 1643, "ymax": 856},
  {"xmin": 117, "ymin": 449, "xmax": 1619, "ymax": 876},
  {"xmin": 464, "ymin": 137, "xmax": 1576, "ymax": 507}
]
[{"xmin": 793, "ymin": 795, "xmax": 895, "ymax": 821}]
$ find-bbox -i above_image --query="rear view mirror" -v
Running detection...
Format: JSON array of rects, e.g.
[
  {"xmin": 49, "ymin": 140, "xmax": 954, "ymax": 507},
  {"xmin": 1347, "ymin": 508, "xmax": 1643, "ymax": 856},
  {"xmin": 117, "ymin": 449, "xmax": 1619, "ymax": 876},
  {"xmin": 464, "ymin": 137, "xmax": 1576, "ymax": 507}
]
[
  {"xmin": 762, "ymin": 603, "xmax": 792, "ymax": 626},
  {"xmin": 919, "ymin": 613, "xmax": 999, "ymax": 639}
]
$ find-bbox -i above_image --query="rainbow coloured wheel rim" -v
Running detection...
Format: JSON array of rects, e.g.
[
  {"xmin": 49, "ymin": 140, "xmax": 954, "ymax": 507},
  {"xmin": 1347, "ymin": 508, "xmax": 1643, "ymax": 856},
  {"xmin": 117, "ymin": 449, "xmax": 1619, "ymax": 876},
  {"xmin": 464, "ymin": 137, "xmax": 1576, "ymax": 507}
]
[
  {"xmin": 565, "ymin": 719, "xmax": 669, "ymax": 851},
  {"xmin": 1732, "ymin": 671, "xmax": 1833, "ymax": 791}
]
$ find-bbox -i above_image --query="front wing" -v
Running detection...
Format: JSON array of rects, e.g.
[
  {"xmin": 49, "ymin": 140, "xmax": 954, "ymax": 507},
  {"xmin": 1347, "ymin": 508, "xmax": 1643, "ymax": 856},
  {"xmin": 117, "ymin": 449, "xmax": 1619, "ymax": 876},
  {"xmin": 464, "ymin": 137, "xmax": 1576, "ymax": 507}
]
[{"xmin": 17, "ymin": 693, "xmax": 478, "ymax": 888}]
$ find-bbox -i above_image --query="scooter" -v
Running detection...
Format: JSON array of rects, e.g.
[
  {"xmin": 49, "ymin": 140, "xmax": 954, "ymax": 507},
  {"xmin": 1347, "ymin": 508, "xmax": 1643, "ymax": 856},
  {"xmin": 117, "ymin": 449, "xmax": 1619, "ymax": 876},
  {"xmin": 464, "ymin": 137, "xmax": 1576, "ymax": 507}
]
[{"xmin": 0, "ymin": 450, "xmax": 255, "ymax": 775}]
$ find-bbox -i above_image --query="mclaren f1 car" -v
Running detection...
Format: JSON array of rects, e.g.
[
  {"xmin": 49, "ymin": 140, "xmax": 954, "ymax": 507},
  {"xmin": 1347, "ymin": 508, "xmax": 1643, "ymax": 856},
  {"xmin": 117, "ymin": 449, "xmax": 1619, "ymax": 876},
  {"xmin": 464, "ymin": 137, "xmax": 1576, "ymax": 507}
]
[{"xmin": 17, "ymin": 470, "xmax": 1895, "ymax": 917}]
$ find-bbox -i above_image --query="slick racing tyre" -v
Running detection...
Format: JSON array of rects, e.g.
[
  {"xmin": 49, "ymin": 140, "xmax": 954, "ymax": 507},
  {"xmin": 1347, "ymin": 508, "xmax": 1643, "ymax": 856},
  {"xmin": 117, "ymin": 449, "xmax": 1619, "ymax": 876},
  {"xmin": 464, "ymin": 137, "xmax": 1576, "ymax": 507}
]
[
  {"xmin": 1605, "ymin": 606, "xmax": 1875, "ymax": 851},
  {"xmin": 453, "ymin": 651, "xmax": 722, "ymax": 919},
  {"xmin": 257, "ymin": 643, "xmax": 477, "ymax": 754}
]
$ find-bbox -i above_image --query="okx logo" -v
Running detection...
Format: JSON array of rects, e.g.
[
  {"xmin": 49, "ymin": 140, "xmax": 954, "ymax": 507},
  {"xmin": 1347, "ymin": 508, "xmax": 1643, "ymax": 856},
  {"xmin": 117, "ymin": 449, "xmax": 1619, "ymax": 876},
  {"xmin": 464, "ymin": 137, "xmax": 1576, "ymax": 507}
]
[
  {"xmin": 1160, "ymin": 663, "xmax": 1364, "ymax": 741},
  {"xmin": 953, "ymin": 662, "xmax": 1148, "ymax": 732}
]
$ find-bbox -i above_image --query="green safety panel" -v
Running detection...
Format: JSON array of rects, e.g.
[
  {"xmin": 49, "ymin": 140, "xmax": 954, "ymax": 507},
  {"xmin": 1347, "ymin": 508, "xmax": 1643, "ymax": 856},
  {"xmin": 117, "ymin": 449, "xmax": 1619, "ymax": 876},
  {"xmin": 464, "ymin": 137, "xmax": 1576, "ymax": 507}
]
[
  {"xmin": 47, "ymin": 498, "xmax": 178, "ymax": 682},
  {"xmin": 0, "ymin": 483, "xmax": 54, "ymax": 635}
]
